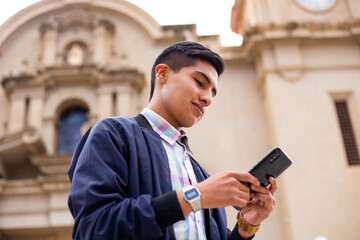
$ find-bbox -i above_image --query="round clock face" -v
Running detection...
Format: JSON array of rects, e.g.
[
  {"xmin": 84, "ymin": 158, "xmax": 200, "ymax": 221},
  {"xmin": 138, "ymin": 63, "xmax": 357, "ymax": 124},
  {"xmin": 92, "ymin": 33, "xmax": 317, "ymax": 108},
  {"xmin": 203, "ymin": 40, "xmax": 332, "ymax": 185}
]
[{"xmin": 296, "ymin": 0, "xmax": 336, "ymax": 11}]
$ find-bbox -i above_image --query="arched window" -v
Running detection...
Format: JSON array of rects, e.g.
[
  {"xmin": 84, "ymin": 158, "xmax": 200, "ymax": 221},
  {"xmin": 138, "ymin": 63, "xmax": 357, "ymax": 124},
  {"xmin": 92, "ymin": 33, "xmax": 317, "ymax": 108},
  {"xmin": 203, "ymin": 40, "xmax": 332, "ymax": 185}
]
[{"xmin": 57, "ymin": 107, "xmax": 89, "ymax": 154}]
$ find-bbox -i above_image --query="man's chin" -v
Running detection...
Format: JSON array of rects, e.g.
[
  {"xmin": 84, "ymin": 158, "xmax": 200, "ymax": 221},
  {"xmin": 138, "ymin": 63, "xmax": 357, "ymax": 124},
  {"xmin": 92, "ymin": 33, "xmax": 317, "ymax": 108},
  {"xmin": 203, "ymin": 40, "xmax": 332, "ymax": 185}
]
[{"xmin": 181, "ymin": 118, "xmax": 200, "ymax": 128}]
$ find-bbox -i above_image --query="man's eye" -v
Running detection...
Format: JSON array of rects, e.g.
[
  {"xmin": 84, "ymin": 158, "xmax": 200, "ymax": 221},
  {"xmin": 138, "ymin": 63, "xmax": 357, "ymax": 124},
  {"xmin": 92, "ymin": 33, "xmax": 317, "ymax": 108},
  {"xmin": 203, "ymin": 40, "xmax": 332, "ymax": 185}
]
[{"xmin": 195, "ymin": 78, "xmax": 203, "ymax": 86}]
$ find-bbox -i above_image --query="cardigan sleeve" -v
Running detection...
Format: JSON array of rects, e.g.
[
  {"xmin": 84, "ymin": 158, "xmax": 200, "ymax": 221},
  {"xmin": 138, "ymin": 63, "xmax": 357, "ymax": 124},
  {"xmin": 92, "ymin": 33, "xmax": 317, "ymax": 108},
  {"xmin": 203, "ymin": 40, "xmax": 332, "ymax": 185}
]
[{"xmin": 68, "ymin": 118, "xmax": 184, "ymax": 240}]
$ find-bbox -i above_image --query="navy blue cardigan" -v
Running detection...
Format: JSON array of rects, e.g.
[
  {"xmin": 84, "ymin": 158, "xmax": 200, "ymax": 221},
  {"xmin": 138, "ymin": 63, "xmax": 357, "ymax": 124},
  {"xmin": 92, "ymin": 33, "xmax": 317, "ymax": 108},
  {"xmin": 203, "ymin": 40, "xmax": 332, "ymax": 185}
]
[{"xmin": 68, "ymin": 115, "xmax": 252, "ymax": 240}]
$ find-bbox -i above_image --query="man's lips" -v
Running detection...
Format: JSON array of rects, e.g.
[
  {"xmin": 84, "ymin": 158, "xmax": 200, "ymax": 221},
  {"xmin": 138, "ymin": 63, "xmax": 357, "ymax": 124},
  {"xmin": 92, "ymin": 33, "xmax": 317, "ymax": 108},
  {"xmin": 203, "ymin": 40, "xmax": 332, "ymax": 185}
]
[{"xmin": 192, "ymin": 102, "xmax": 204, "ymax": 116}]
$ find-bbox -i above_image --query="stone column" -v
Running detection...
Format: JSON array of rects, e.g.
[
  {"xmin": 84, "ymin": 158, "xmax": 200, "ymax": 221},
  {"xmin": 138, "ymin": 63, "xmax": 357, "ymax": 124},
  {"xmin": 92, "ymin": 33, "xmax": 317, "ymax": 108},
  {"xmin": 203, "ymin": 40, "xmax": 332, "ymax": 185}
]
[
  {"xmin": 0, "ymin": 88, "xmax": 9, "ymax": 136},
  {"xmin": 42, "ymin": 118, "xmax": 56, "ymax": 154},
  {"xmin": 41, "ymin": 26, "xmax": 58, "ymax": 67},
  {"xmin": 28, "ymin": 91, "xmax": 44, "ymax": 130},
  {"xmin": 8, "ymin": 95, "xmax": 25, "ymax": 133},
  {"xmin": 97, "ymin": 87, "xmax": 113, "ymax": 120},
  {"xmin": 116, "ymin": 84, "xmax": 134, "ymax": 117},
  {"xmin": 93, "ymin": 24, "xmax": 107, "ymax": 66},
  {"xmin": 93, "ymin": 18, "xmax": 114, "ymax": 67}
]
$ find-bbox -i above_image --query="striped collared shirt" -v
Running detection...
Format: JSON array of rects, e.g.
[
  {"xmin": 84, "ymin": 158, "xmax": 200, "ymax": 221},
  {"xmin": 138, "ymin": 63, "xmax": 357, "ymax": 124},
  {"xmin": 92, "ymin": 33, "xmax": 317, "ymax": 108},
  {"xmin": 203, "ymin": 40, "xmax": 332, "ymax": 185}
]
[{"xmin": 141, "ymin": 108, "xmax": 206, "ymax": 240}]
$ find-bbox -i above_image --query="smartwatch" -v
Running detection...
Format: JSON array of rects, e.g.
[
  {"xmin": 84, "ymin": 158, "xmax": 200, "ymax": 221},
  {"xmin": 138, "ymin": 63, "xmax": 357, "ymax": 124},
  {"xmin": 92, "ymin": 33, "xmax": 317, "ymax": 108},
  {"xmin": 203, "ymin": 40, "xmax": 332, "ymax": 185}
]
[{"xmin": 183, "ymin": 185, "xmax": 201, "ymax": 212}]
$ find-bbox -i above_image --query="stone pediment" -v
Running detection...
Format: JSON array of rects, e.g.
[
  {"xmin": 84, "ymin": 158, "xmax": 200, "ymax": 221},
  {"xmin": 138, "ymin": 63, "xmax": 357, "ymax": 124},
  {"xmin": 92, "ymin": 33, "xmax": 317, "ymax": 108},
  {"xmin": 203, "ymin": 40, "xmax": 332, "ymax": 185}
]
[{"xmin": 0, "ymin": 0, "xmax": 164, "ymax": 53}]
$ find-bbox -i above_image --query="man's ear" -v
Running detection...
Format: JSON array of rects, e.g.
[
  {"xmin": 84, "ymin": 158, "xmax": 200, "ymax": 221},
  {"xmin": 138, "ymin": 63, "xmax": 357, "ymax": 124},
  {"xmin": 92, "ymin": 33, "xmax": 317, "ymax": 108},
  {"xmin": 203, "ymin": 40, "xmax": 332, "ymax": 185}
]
[{"xmin": 155, "ymin": 64, "xmax": 170, "ymax": 84}]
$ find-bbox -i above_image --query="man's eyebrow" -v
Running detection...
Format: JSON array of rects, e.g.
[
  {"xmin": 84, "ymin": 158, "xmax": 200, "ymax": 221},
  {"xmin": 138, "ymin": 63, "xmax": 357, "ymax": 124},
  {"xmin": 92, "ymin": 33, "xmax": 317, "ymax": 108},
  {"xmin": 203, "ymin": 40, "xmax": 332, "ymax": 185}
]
[{"xmin": 195, "ymin": 71, "xmax": 217, "ymax": 97}]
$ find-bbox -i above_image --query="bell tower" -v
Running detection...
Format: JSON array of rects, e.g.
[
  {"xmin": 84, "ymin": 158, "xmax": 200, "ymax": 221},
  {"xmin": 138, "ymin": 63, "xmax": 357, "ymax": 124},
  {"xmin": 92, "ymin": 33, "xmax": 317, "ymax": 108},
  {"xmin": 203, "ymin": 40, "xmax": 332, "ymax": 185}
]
[{"xmin": 232, "ymin": 1, "xmax": 360, "ymax": 240}]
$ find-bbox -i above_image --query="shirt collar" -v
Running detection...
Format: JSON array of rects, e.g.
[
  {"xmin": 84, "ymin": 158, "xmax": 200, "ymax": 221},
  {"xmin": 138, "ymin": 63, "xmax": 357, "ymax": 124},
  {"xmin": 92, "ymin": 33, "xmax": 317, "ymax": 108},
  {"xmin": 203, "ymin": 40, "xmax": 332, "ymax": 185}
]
[{"xmin": 141, "ymin": 108, "xmax": 181, "ymax": 145}]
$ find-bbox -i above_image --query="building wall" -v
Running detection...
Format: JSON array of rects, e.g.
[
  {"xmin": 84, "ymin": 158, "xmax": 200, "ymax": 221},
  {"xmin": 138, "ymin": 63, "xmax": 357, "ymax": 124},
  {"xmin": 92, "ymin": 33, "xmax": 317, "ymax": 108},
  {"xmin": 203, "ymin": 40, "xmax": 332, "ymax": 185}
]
[
  {"xmin": 260, "ymin": 23, "xmax": 360, "ymax": 240},
  {"xmin": 264, "ymin": 68, "xmax": 360, "ymax": 240},
  {"xmin": 231, "ymin": 0, "xmax": 360, "ymax": 239}
]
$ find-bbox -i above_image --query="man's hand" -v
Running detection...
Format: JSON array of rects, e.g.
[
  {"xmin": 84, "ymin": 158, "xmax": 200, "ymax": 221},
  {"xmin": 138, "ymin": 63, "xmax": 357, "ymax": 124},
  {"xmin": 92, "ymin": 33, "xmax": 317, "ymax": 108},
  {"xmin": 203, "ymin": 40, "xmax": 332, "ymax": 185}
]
[
  {"xmin": 176, "ymin": 172, "xmax": 277, "ymax": 239},
  {"xmin": 176, "ymin": 171, "xmax": 260, "ymax": 217},
  {"xmin": 237, "ymin": 177, "xmax": 278, "ymax": 238},
  {"xmin": 196, "ymin": 171, "xmax": 260, "ymax": 209}
]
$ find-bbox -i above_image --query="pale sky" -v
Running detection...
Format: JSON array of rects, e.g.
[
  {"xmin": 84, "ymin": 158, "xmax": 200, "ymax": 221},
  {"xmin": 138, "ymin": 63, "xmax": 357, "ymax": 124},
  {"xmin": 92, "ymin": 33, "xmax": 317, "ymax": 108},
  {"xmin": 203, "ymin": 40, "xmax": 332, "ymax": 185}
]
[{"xmin": 0, "ymin": 0, "xmax": 242, "ymax": 46}]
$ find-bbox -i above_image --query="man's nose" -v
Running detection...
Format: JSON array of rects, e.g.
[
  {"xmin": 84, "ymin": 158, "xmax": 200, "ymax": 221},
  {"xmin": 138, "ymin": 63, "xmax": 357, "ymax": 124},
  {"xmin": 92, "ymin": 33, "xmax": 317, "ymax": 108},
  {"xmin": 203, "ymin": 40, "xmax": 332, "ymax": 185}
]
[{"xmin": 199, "ymin": 91, "xmax": 212, "ymax": 106}]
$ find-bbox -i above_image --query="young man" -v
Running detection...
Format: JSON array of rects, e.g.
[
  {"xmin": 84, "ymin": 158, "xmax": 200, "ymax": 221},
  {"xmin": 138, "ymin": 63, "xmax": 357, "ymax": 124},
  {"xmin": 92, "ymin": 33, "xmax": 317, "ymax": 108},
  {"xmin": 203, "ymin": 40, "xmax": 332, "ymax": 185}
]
[{"xmin": 68, "ymin": 41, "xmax": 277, "ymax": 239}]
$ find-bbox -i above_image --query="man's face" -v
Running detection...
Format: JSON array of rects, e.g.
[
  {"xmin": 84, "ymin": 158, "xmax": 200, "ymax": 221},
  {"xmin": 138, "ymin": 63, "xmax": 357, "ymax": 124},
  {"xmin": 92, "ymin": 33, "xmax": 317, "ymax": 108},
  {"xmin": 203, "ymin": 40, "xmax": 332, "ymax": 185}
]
[{"xmin": 156, "ymin": 59, "xmax": 218, "ymax": 129}]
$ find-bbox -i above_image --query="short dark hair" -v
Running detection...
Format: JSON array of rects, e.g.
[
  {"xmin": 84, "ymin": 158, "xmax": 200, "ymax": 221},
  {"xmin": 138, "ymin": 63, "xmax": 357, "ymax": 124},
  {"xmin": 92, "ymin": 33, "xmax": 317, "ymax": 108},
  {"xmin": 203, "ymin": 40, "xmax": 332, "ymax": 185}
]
[{"xmin": 149, "ymin": 41, "xmax": 224, "ymax": 100}]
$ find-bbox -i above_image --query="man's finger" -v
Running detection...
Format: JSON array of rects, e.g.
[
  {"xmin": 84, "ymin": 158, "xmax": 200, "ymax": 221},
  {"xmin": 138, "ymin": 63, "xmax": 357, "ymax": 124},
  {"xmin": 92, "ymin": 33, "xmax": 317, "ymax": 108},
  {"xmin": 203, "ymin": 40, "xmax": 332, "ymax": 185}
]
[
  {"xmin": 232, "ymin": 172, "xmax": 260, "ymax": 187},
  {"xmin": 268, "ymin": 177, "xmax": 278, "ymax": 195}
]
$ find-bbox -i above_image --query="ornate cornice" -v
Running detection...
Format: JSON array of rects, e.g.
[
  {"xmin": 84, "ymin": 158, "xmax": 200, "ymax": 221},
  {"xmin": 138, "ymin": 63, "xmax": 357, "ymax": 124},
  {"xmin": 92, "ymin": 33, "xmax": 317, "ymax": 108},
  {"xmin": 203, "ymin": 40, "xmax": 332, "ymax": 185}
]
[
  {"xmin": 0, "ymin": 127, "xmax": 46, "ymax": 154},
  {"xmin": 162, "ymin": 24, "xmax": 198, "ymax": 42},
  {"xmin": 244, "ymin": 19, "xmax": 360, "ymax": 40},
  {"xmin": 1, "ymin": 65, "xmax": 145, "ymax": 97},
  {"xmin": 1, "ymin": 74, "xmax": 38, "ymax": 95},
  {"xmin": 0, "ymin": 175, "xmax": 70, "ymax": 195},
  {"xmin": 38, "ymin": 65, "xmax": 145, "ymax": 90},
  {"xmin": 30, "ymin": 154, "xmax": 71, "ymax": 176}
]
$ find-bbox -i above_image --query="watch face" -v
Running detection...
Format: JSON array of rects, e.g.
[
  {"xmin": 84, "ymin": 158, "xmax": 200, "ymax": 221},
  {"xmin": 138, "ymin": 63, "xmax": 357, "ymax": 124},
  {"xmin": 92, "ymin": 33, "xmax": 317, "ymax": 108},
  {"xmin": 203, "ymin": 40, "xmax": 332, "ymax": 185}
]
[
  {"xmin": 184, "ymin": 188, "xmax": 200, "ymax": 200},
  {"xmin": 296, "ymin": 0, "xmax": 336, "ymax": 11}
]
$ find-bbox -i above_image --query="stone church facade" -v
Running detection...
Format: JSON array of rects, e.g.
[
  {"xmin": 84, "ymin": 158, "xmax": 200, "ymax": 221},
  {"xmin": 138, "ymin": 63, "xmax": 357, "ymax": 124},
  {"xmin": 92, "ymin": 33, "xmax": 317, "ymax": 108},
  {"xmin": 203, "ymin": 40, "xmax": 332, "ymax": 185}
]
[{"xmin": 0, "ymin": 0, "xmax": 358, "ymax": 239}]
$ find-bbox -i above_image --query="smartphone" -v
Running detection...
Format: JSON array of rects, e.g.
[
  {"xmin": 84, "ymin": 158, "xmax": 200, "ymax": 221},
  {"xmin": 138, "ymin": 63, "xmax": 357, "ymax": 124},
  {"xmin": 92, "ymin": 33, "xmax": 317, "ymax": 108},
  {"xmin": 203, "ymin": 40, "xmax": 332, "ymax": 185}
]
[
  {"xmin": 233, "ymin": 147, "xmax": 292, "ymax": 211},
  {"xmin": 248, "ymin": 147, "xmax": 292, "ymax": 188}
]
